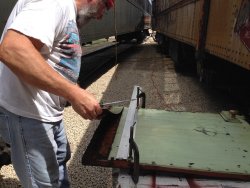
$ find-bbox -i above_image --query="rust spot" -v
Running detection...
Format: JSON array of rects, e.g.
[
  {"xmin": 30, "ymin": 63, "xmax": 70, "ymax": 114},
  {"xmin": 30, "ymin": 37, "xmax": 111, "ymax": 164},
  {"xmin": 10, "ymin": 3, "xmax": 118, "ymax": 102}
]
[{"xmin": 152, "ymin": 161, "xmax": 157, "ymax": 165}]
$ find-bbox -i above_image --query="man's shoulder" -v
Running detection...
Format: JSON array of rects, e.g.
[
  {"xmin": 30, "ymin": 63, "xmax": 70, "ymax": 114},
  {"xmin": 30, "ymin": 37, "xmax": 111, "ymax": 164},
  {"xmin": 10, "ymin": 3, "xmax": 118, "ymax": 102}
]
[{"xmin": 28, "ymin": 0, "xmax": 74, "ymax": 13}]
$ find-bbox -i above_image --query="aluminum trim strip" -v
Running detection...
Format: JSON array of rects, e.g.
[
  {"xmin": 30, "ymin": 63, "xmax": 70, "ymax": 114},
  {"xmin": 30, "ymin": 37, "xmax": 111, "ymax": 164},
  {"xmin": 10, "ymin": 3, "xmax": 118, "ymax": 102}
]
[{"xmin": 116, "ymin": 86, "xmax": 140, "ymax": 159}]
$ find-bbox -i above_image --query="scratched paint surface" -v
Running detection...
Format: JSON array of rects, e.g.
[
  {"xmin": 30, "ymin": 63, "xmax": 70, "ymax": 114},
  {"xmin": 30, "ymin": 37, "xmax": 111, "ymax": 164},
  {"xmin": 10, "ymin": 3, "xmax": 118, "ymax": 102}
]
[{"xmin": 133, "ymin": 109, "xmax": 250, "ymax": 175}]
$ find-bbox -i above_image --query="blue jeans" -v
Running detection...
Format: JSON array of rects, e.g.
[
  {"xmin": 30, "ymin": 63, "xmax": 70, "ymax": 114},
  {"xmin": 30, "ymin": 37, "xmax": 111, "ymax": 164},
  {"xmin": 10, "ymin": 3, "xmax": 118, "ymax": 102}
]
[{"xmin": 0, "ymin": 106, "xmax": 71, "ymax": 188}]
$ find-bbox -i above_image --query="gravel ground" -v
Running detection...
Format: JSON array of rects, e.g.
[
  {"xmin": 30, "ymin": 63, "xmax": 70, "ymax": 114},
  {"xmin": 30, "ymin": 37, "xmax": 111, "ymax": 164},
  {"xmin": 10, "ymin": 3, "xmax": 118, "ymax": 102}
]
[{"xmin": 0, "ymin": 36, "xmax": 239, "ymax": 187}]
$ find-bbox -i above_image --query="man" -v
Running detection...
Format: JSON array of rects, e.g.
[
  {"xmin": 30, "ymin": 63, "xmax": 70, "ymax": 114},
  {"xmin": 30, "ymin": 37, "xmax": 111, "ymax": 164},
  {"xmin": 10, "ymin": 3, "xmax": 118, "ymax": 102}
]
[{"xmin": 0, "ymin": 0, "xmax": 114, "ymax": 187}]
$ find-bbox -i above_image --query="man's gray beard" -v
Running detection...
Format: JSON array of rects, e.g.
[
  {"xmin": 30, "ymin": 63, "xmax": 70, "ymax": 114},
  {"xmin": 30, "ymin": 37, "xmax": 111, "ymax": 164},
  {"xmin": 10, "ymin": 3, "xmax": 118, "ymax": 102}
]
[
  {"xmin": 77, "ymin": 8, "xmax": 91, "ymax": 27},
  {"xmin": 77, "ymin": 6, "xmax": 99, "ymax": 28}
]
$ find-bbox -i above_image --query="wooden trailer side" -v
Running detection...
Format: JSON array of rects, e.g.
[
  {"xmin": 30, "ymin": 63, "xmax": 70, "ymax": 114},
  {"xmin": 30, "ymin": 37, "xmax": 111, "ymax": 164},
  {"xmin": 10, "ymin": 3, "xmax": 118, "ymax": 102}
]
[
  {"xmin": 154, "ymin": 0, "xmax": 250, "ymax": 71},
  {"xmin": 154, "ymin": 0, "xmax": 201, "ymax": 46},
  {"xmin": 205, "ymin": 0, "xmax": 250, "ymax": 70}
]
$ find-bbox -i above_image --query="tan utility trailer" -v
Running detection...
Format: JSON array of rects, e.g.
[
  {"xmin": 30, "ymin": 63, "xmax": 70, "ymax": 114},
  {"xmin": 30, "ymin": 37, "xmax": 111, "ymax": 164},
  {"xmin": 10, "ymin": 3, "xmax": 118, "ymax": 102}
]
[{"xmin": 153, "ymin": 0, "xmax": 250, "ymax": 79}]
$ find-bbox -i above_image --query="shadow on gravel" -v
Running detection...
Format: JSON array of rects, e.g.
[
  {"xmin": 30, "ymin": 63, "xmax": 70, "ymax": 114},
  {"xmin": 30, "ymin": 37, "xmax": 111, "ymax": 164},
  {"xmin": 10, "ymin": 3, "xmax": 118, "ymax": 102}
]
[{"xmin": 78, "ymin": 42, "xmax": 136, "ymax": 89}]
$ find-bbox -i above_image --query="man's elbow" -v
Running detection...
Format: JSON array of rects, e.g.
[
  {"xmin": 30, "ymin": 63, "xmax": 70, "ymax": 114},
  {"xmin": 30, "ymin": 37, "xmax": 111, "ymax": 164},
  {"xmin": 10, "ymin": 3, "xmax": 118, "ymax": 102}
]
[
  {"xmin": 0, "ymin": 37, "xmax": 15, "ymax": 64},
  {"xmin": 0, "ymin": 30, "xmax": 26, "ymax": 66},
  {"xmin": 0, "ymin": 43, "xmax": 2, "ymax": 62},
  {"xmin": 0, "ymin": 42, "xmax": 8, "ymax": 63}
]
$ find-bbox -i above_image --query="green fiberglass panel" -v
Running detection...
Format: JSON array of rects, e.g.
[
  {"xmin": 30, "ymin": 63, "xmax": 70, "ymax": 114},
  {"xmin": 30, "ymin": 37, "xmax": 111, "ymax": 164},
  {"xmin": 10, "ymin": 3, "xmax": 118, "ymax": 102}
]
[
  {"xmin": 135, "ymin": 109, "xmax": 250, "ymax": 174},
  {"xmin": 109, "ymin": 108, "xmax": 250, "ymax": 175}
]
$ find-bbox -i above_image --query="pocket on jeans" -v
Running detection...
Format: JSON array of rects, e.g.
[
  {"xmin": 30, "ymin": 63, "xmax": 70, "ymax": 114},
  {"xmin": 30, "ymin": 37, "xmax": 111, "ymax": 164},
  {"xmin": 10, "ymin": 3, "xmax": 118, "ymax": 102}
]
[{"xmin": 0, "ymin": 112, "xmax": 10, "ymax": 144}]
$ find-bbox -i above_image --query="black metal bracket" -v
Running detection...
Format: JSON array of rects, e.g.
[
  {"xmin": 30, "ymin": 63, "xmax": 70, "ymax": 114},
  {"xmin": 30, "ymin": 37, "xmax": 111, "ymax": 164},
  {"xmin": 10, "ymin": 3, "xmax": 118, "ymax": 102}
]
[
  {"xmin": 136, "ymin": 86, "xmax": 146, "ymax": 109},
  {"xmin": 128, "ymin": 124, "xmax": 140, "ymax": 184}
]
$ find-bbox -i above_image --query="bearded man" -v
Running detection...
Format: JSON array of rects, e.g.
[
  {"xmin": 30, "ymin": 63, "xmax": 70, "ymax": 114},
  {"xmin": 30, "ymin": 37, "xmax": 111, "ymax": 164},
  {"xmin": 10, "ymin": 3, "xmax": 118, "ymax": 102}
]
[{"xmin": 0, "ymin": 0, "xmax": 114, "ymax": 187}]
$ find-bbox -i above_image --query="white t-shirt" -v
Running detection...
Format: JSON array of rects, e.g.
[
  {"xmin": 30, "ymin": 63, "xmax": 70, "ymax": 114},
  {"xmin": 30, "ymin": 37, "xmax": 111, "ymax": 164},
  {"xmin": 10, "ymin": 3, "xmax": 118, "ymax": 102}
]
[{"xmin": 0, "ymin": 0, "xmax": 82, "ymax": 122}]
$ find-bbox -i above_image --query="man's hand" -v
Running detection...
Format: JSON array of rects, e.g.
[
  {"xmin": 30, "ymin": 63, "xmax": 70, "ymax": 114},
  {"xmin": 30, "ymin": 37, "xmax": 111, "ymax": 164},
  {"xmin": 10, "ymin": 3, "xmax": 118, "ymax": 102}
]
[{"xmin": 69, "ymin": 87, "xmax": 103, "ymax": 120}]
